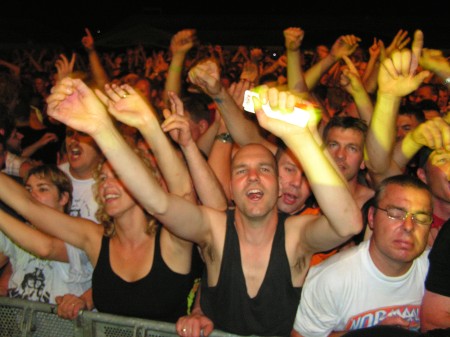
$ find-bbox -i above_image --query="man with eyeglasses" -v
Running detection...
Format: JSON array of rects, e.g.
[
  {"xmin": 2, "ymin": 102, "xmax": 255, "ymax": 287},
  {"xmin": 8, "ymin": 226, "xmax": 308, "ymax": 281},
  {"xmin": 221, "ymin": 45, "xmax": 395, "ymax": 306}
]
[{"xmin": 292, "ymin": 174, "xmax": 432, "ymax": 337}]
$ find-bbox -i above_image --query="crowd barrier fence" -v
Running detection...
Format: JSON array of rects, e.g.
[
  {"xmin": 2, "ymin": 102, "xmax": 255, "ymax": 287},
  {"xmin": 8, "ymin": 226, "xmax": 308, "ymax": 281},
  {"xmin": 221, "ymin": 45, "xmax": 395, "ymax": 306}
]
[{"xmin": 0, "ymin": 297, "xmax": 253, "ymax": 337}]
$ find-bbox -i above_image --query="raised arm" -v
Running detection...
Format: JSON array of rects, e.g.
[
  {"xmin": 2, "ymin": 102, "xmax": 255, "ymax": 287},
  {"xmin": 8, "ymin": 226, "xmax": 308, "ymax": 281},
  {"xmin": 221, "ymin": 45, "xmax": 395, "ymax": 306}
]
[
  {"xmin": 163, "ymin": 29, "xmax": 197, "ymax": 106},
  {"xmin": 253, "ymin": 88, "xmax": 362, "ymax": 252},
  {"xmin": 362, "ymin": 38, "xmax": 383, "ymax": 93},
  {"xmin": 54, "ymin": 53, "xmax": 76, "ymax": 83},
  {"xmin": 99, "ymin": 83, "xmax": 194, "ymax": 202},
  {"xmin": 0, "ymin": 209, "xmax": 68, "ymax": 261},
  {"xmin": 195, "ymin": 108, "xmax": 221, "ymax": 157},
  {"xmin": 392, "ymin": 116, "xmax": 450, "ymax": 170},
  {"xmin": 363, "ymin": 29, "xmax": 411, "ymax": 94},
  {"xmin": 304, "ymin": 34, "xmax": 361, "ymax": 91},
  {"xmin": 21, "ymin": 133, "xmax": 59, "ymax": 158},
  {"xmin": 188, "ymin": 60, "xmax": 277, "ymax": 153},
  {"xmin": 161, "ymin": 91, "xmax": 228, "ymax": 210},
  {"xmin": 284, "ymin": 27, "xmax": 308, "ymax": 96},
  {"xmin": 239, "ymin": 47, "xmax": 261, "ymax": 84},
  {"xmin": 206, "ymin": 111, "xmax": 235, "ymax": 204},
  {"xmin": 365, "ymin": 30, "xmax": 429, "ymax": 182},
  {"xmin": 0, "ymin": 58, "xmax": 20, "ymax": 76},
  {"xmin": 81, "ymin": 28, "xmax": 110, "ymax": 90},
  {"xmin": 46, "ymin": 78, "xmax": 215, "ymax": 244},
  {"xmin": 339, "ymin": 55, "xmax": 374, "ymax": 122},
  {"xmin": 0, "ymin": 172, "xmax": 99, "ymax": 256},
  {"xmin": 419, "ymin": 48, "xmax": 450, "ymax": 90}
]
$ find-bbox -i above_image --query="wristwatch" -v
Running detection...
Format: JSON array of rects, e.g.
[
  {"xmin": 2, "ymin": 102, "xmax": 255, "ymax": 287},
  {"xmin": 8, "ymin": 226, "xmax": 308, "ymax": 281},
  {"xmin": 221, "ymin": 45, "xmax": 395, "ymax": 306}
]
[{"xmin": 214, "ymin": 133, "xmax": 233, "ymax": 143}]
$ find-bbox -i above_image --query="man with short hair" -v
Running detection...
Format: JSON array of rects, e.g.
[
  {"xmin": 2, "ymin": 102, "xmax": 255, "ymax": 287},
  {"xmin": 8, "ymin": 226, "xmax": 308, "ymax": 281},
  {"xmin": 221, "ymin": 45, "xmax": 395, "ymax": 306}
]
[
  {"xmin": 322, "ymin": 116, "xmax": 375, "ymax": 208},
  {"xmin": 293, "ymin": 174, "xmax": 433, "ymax": 337},
  {"xmin": 396, "ymin": 104, "xmax": 426, "ymax": 142},
  {"xmin": 46, "ymin": 78, "xmax": 362, "ymax": 336}
]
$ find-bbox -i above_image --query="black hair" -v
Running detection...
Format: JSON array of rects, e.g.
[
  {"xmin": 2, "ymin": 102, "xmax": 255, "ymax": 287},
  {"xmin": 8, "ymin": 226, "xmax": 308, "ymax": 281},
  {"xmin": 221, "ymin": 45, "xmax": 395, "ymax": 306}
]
[
  {"xmin": 416, "ymin": 99, "xmax": 440, "ymax": 112},
  {"xmin": 399, "ymin": 103, "xmax": 426, "ymax": 124},
  {"xmin": 181, "ymin": 93, "xmax": 214, "ymax": 125}
]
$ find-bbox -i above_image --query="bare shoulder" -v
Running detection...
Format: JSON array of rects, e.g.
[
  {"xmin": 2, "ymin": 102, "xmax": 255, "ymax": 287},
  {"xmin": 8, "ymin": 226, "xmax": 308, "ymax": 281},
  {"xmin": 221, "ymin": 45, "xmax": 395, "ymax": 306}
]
[{"xmin": 355, "ymin": 183, "xmax": 375, "ymax": 208}]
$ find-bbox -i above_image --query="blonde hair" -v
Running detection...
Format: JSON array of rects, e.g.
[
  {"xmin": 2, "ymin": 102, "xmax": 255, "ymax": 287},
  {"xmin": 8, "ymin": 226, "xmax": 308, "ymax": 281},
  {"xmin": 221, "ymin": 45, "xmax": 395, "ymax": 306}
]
[{"xmin": 92, "ymin": 148, "xmax": 163, "ymax": 237}]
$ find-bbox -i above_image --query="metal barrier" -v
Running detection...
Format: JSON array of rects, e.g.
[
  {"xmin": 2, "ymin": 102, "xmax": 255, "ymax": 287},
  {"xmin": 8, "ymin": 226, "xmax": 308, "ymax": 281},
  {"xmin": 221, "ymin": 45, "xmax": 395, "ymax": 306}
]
[{"xmin": 0, "ymin": 297, "xmax": 246, "ymax": 337}]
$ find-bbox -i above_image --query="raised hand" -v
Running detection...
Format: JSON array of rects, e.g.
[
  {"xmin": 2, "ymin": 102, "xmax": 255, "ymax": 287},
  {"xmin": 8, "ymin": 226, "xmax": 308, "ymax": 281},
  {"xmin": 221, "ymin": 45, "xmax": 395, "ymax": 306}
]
[
  {"xmin": 378, "ymin": 48, "xmax": 430, "ymax": 97},
  {"xmin": 410, "ymin": 117, "xmax": 450, "ymax": 151},
  {"xmin": 35, "ymin": 132, "xmax": 59, "ymax": 146},
  {"xmin": 283, "ymin": 27, "xmax": 305, "ymax": 51},
  {"xmin": 161, "ymin": 91, "xmax": 194, "ymax": 148},
  {"xmin": 368, "ymin": 38, "xmax": 383, "ymax": 61},
  {"xmin": 240, "ymin": 61, "xmax": 259, "ymax": 83},
  {"xmin": 46, "ymin": 77, "xmax": 110, "ymax": 136},
  {"xmin": 330, "ymin": 34, "xmax": 361, "ymax": 60},
  {"xmin": 340, "ymin": 55, "xmax": 365, "ymax": 96},
  {"xmin": 410, "ymin": 30, "xmax": 424, "ymax": 75},
  {"xmin": 384, "ymin": 29, "xmax": 411, "ymax": 59},
  {"xmin": 250, "ymin": 48, "xmax": 263, "ymax": 62},
  {"xmin": 188, "ymin": 59, "xmax": 222, "ymax": 96},
  {"xmin": 253, "ymin": 88, "xmax": 313, "ymax": 138},
  {"xmin": 81, "ymin": 28, "xmax": 95, "ymax": 51},
  {"xmin": 419, "ymin": 47, "xmax": 450, "ymax": 84},
  {"xmin": 55, "ymin": 53, "xmax": 76, "ymax": 82},
  {"xmin": 228, "ymin": 79, "xmax": 254, "ymax": 107},
  {"xmin": 96, "ymin": 83, "xmax": 159, "ymax": 130},
  {"xmin": 170, "ymin": 29, "xmax": 197, "ymax": 55}
]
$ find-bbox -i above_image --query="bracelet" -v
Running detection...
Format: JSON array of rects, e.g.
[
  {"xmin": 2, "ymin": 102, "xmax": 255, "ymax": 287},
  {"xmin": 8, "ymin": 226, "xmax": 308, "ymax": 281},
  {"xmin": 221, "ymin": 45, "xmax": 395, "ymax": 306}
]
[
  {"xmin": 169, "ymin": 65, "xmax": 183, "ymax": 72},
  {"xmin": 214, "ymin": 133, "xmax": 233, "ymax": 143}
]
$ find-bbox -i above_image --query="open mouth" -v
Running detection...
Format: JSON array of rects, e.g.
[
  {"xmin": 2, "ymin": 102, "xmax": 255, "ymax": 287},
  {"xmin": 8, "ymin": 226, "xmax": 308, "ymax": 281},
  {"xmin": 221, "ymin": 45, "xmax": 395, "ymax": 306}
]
[
  {"xmin": 247, "ymin": 189, "xmax": 263, "ymax": 201},
  {"xmin": 282, "ymin": 193, "xmax": 297, "ymax": 205}
]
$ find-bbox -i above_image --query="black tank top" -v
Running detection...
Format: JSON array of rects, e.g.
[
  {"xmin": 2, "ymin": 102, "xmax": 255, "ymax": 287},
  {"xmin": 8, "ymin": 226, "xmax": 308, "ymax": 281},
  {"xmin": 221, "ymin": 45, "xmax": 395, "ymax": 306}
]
[
  {"xmin": 200, "ymin": 210, "xmax": 301, "ymax": 336},
  {"xmin": 92, "ymin": 226, "xmax": 202, "ymax": 322}
]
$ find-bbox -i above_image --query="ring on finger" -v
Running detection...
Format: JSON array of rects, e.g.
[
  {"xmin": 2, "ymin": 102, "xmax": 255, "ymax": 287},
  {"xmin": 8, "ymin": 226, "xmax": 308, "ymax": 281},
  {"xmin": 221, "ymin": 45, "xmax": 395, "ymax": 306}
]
[{"xmin": 121, "ymin": 94, "xmax": 128, "ymax": 98}]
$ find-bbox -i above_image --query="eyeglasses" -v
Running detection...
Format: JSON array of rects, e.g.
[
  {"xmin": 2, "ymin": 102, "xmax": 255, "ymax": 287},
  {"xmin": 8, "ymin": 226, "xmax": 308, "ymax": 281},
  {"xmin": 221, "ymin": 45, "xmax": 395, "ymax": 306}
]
[{"xmin": 375, "ymin": 206, "xmax": 433, "ymax": 226}]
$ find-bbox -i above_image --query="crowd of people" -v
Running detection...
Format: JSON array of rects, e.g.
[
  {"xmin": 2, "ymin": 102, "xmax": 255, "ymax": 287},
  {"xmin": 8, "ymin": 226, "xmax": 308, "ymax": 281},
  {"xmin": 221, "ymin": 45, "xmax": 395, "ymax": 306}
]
[{"xmin": 0, "ymin": 24, "xmax": 448, "ymax": 337}]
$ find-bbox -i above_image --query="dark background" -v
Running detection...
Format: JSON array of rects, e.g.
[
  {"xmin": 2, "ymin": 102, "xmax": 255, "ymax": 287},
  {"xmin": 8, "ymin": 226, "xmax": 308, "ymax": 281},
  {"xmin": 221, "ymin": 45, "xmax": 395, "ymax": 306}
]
[{"xmin": 1, "ymin": 1, "xmax": 449, "ymax": 50}]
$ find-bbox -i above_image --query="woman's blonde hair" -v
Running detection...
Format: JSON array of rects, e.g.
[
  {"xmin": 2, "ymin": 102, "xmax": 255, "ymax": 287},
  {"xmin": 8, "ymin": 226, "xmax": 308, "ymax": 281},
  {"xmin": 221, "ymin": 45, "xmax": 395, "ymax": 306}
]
[{"xmin": 92, "ymin": 148, "xmax": 164, "ymax": 237}]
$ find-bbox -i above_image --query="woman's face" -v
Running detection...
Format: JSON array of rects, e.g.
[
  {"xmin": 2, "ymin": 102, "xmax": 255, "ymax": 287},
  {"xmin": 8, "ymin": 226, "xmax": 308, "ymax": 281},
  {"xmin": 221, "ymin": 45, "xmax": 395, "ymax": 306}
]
[{"xmin": 97, "ymin": 162, "xmax": 137, "ymax": 217}]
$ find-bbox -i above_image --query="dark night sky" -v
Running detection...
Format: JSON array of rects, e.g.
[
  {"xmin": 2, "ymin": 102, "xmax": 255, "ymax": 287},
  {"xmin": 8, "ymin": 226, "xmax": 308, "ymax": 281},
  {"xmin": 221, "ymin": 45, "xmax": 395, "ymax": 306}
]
[{"xmin": 1, "ymin": 1, "xmax": 449, "ymax": 50}]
